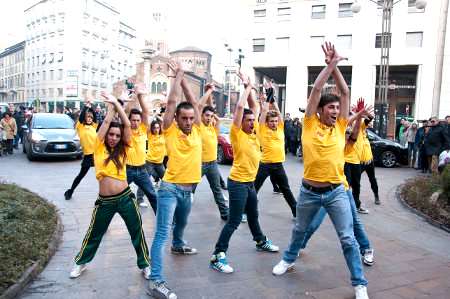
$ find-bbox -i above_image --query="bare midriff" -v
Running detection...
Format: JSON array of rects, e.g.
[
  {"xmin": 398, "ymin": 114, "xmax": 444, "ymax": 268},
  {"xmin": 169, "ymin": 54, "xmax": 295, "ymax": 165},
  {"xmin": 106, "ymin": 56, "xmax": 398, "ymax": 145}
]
[
  {"xmin": 98, "ymin": 177, "xmax": 129, "ymax": 196},
  {"xmin": 303, "ymin": 178, "xmax": 333, "ymax": 187}
]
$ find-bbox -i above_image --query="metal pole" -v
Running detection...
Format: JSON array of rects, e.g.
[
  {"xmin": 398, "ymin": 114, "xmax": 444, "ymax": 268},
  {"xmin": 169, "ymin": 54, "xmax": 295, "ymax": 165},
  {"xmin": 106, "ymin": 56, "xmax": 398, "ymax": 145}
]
[
  {"xmin": 376, "ymin": 0, "xmax": 392, "ymax": 138},
  {"xmin": 227, "ymin": 48, "xmax": 232, "ymax": 116}
]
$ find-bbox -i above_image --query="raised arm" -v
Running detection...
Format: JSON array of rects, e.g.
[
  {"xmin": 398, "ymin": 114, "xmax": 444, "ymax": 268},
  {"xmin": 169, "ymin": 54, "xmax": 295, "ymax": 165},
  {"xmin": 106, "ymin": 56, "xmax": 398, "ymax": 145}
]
[
  {"xmin": 198, "ymin": 83, "xmax": 215, "ymax": 112},
  {"xmin": 348, "ymin": 104, "xmax": 374, "ymax": 144},
  {"xmin": 163, "ymin": 61, "xmax": 183, "ymax": 130},
  {"xmin": 180, "ymin": 77, "xmax": 201, "ymax": 126},
  {"xmin": 259, "ymin": 99, "xmax": 269, "ymax": 125},
  {"xmin": 213, "ymin": 113, "xmax": 220, "ymax": 131},
  {"xmin": 306, "ymin": 42, "xmax": 346, "ymax": 117},
  {"xmin": 134, "ymin": 82, "xmax": 151, "ymax": 127},
  {"xmin": 100, "ymin": 92, "xmax": 132, "ymax": 144},
  {"xmin": 233, "ymin": 84, "xmax": 252, "ymax": 128},
  {"xmin": 96, "ymin": 103, "xmax": 115, "ymax": 142},
  {"xmin": 331, "ymin": 67, "xmax": 350, "ymax": 119},
  {"xmin": 272, "ymin": 100, "xmax": 283, "ymax": 123},
  {"xmin": 237, "ymin": 70, "xmax": 258, "ymax": 115}
]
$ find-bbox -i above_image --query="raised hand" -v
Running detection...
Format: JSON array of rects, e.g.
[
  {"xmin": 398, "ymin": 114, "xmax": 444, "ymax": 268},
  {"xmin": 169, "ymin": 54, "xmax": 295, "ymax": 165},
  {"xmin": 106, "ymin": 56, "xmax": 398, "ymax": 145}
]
[
  {"xmin": 167, "ymin": 60, "xmax": 184, "ymax": 77},
  {"xmin": 134, "ymin": 82, "xmax": 148, "ymax": 96},
  {"xmin": 356, "ymin": 97, "xmax": 365, "ymax": 112},
  {"xmin": 205, "ymin": 83, "xmax": 215, "ymax": 92},
  {"xmin": 237, "ymin": 69, "xmax": 250, "ymax": 86},
  {"xmin": 100, "ymin": 92, "xmax": 119, "ymax": 105},
  {"xmin": 321, "ymin": 42, "xmax": 347, "ymax": 65}
]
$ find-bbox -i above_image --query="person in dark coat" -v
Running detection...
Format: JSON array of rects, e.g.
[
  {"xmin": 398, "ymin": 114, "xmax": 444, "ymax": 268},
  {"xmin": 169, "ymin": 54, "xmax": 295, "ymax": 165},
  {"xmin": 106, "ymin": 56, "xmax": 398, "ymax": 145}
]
[
  {"xmin": 424, "ymin": 116, "xmax": 450, "ymax": 173},
  {"xmin": 414, "ymin": 120, "xmax": 427, "ymax": 171},
  {"xmin": 288, "ymin": 118, "xmax": 301, "ymax": 155},
  {"xmin": 284, "ymin": 113, "xmax": 293, "ymax": 153}
]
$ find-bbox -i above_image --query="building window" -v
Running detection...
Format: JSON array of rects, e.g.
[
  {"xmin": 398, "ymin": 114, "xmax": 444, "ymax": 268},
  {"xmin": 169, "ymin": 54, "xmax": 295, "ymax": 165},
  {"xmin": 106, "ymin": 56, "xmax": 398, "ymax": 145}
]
[
  {"xmin": 162, "ymin": 82, "xmax": 167, "ymax": 92},
  {"xmin": 253, "ymin": 38, "xmax": 265, "ymax": 52},
  {"xmin": 157, "ymin": 82, "xmax": 162, "ymax": 93},
  {"xmin": 276, "ymin": 37, "xmax": 290, "ymax": 51},
  {"xmin": 338, "ymin": 3, "xmax": 353, "ymax": 17},
  {"xmin": 408, "ymin": 0, "xmax": 425, "ymax": 13},
  {"xmin": 254, "ymin": 9, "xmax": 266, "ymax": 17},
  {"xmin": 406, "ymin": 32, "xmax": 423, "ymax": 47},
  {"xmin": 42, "ymin": 71, "xmax": 46, "ymax": 80},
  {"xmin": 58, "ymin": 69, "xmax": 63, "ymax": 80},
  {"xmin": 151, "ymin": 82, "xmax": 156, "ymax": 93},
  {"xmin": 57, "ymin": 88, "xmax": 63, "ymax": 97},
  {"xmin": 375, "ymin": 33, "xmax": 392, "ymax": 48},
  {"xmin": 310, "ymin": 35, "xmax": 325, "ymax": 48},
  {"xmin": 278, "ymin": 7, "xmax": 291, "ymax": 16},
  {"xmin": 311, "ymin": 5, "xmax": 326, "ymax": 19},
  {"xmin": 49, "ymin": 88, "xmax": 54, "ymax": 97},
  {"xmin": 337, "ymin": 34, "xmax": 352, "ymax": 49},
  {"xmin": 256, "ymin": 0, "xmax": 266, "ymax": 3},
  {"xmin": 50, "ymin": 70, "xmax": 54, "ymax": 80}
]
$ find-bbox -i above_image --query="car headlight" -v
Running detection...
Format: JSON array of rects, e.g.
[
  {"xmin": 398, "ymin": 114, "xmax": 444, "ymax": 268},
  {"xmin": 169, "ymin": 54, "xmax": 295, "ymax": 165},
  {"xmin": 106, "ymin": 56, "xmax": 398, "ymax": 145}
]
[{"xmin": 31, "ymin": 132, "xmax": 47, "ymax": 142}]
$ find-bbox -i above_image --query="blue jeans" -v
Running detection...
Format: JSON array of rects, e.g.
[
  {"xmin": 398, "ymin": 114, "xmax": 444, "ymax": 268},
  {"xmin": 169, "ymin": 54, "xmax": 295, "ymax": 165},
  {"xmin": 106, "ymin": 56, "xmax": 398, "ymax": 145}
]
[
  {"xmin": 126, "ymin": 165, "xmax": 157, "ymax": 214},
  {"xmin": 150, "ymin": 181, "xmax": 192, "ymax": 282},
  {"xmin": 301, "ymin": 190, "xmax": 371, "ymax": 254},
  {"xmin": 201, "ymin": 161, "xmax": 228, "ymax": 217},
  {"xmin": 136, "ymin": 162, "xmax": 166, "ymax": 200},
  {"xmin": 214, "ymin": 179, "xmax": 265, "ymax": 254},
  {"xmin": 283, "ymin": 185, "xmax": 367, "ymax": 286}
]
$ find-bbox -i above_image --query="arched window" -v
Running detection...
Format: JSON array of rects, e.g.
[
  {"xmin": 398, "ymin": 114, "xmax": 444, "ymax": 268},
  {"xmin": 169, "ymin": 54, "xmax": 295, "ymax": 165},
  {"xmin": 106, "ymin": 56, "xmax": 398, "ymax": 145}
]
[
  {"xmin": 157, "ymin": 82, "xmax": 162, "ymax": 93},
  {"xmin": 151, "ymin": 82, "xmax": 156, "ymax": 93},
  {"xmin": 162, "ymin": 82, "xmax": 167, "ymax": 92}
]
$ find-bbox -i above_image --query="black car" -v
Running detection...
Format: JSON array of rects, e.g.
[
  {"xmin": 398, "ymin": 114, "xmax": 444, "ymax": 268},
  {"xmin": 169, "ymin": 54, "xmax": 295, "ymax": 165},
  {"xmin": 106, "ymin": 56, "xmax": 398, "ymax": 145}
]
[{"xmin": 367, "ymin": 129, "xmax": 408, "ymax": 167}]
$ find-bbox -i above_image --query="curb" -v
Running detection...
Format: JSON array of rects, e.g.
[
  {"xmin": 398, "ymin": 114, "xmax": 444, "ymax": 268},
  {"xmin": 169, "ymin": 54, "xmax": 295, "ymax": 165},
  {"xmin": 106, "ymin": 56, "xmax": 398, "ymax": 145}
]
[
  {"xmin": 1, "ymin": 211, "xmax": 63, "ymax": 299},
  {"xmin": 395, "ymin": 185, "xmax": 450, "ymax": 234}
]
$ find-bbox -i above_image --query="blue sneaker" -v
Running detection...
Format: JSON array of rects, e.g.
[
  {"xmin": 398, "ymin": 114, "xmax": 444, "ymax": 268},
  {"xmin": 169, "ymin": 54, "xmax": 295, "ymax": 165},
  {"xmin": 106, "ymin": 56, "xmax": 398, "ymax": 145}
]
[
  {"xmin": 256, "ymin": 238, "xmax": 279, "ymax": 252},
  {"xmin": 210, "ymin": 252, "xmax": 234, "ymax": 273}
]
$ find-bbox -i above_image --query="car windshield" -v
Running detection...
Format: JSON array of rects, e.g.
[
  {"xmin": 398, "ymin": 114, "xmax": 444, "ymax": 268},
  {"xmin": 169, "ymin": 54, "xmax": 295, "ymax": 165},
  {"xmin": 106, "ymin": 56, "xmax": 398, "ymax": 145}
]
[{"xmin": 33, "ymin": 115, "xmax": 74, "ymax": 129}]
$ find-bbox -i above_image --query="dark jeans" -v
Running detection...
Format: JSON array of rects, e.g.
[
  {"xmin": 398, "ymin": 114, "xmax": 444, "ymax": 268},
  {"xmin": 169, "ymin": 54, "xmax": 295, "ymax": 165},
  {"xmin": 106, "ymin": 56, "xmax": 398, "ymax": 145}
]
[
  {"xmin": 407, "ymin": 142, "xmax": 417, "ymax": 167},
  {"xmin": 214, "ymin": 179, "xmax": 266, "ymax": 254},
  {"xmin": 196, "ymin": 161, "xmax": 228, "ymax": 218},
  {"xmin": 5, "ymin": 139, "xmax": 13, "ymax": 154},
  {"xmin": 254, "ymin": 162, "xmax": 297, "ymax": 217},
  {"xmin": 127, "ymin": 165, "xmax": 157, "ymax": 214},
  {"xmin": 289, "ymin": 139, "xmax": 299, "ymax": 155},
  {"xmin": 136, "ymin": 162, "xmax": 165, "ymax": 201},
  {"xmin": 360, "ymin": 161, "xmax": 379, "ymax": 197},
  {"xmin": 69, "ymin": 154, "xmax": 94, "ymax": 192},
  {"xmin": 344, "ymin": 162, "xmax": 362, "ymax": 209}
]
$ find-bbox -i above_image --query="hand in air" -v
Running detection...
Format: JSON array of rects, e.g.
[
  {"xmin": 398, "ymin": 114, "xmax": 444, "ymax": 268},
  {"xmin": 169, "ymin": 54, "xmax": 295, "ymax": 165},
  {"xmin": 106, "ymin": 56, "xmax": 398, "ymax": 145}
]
[{"xmin": 321, "ymin": 42, "xmax": 347, "ymax": 65}]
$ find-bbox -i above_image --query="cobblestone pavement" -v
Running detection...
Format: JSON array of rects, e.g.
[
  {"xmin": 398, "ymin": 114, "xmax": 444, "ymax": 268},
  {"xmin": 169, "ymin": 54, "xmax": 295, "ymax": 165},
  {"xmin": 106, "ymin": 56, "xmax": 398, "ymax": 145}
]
[{"xmin": 0, "ymin": 151, "xmax": 449, "ymax": 299}]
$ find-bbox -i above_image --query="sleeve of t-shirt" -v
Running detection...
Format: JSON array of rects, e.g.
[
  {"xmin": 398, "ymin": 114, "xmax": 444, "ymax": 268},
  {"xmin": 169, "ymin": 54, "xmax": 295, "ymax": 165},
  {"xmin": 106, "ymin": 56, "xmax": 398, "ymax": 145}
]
[
  {"xmin": 303, "ymin": 114, "xmax": 318, "ymax": 130},
  {"xmin": 279, "ymin": 121, "xmax": 284, "ymax": 130},
  {"xmin": 163, "ymin": 122, "xmax": 176, "ymax": 136},
  {"xmin": 230, "ymin": 124, "xmax": 240, "ymax": 150},
  {"xmin": 337, "ymin": 117, "xmax": 349, "ymax": 134}
]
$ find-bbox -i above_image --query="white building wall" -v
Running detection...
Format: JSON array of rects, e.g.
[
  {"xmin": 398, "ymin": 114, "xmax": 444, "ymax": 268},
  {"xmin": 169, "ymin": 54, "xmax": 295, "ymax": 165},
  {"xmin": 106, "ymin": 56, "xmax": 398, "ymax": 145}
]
[
  {"xmin": 24, "ymin": 0, "xmax": 136, "ymax": 111},
  {"xmin": 245, "ymin": 0, "xmax": 449, "ymax": 120}
]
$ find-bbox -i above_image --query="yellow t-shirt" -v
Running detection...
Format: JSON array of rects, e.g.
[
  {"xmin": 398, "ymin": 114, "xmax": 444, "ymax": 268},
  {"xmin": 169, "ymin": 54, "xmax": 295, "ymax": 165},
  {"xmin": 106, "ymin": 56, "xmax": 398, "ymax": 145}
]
[
  {"xmin": 229, "ymin": 123, "xmax": 261, "ymax": 182},
  {"xmin": 126, "ymin": 123, "xmax": 147, "ymax": 166},
  {"xmin": 146, "ymin": 133, "xmax": 166, "ymax": 164},
  {"xmin": 76, "ymin": 121, "xmax": 98, "ymax": 155},
  {"xmin": 302, "ymin": 114, "xmax": 347, "ymax": 184},
  {"xmin": 200, "ymin": 123, "xmax": 219, "ymax": 162},
  {"xmin": 259, "ymin": 122, "xmax": 285, "ymax": 163},
  {"xmin": 344, "ymin": 127, "xmax": 362, "ymax": 164},
  {"xmin": 162, "ymin": 122, "xmax": 202, "ymax": 184},
  {"xmin": 359, "ymin": 122, "xmax": 373, "ymax": 163},
  {"xmin": 94, "ymin": 137, "xmax": 128, "ymax": 181}
]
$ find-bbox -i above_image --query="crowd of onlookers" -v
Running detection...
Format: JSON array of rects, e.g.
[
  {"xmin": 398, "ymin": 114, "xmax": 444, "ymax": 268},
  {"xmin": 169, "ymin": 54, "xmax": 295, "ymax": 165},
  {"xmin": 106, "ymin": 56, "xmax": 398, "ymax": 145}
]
[
  {"xmin": 398, "ymin": 116, "xmax": 450, "ymax": 174},
  {"xmin": 0, "ymin": 103, "xmax": 106, "ymax": 156}
]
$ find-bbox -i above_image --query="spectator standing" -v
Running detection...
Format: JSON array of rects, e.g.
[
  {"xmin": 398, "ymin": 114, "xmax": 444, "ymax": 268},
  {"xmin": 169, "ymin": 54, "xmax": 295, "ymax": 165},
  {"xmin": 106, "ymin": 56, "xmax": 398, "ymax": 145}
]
[
  {"xmin": 0, "ymin": 112, "xmax": 17, "ymax": 155},
  {"xmin": 405, "ymin": 122, "xmax": 418, "ymax": 167},
  {"xmin": 288, "ymin": 118, "xmax": 301, "ymax": 155},
  {"xmin": 284, "ymin": 113, "xmax": 293, "ymax": 153},
  {"xmin": 415, "ymin": 120, "xmax": 427, "ymax": 171},
  {"xmin": 424, "ymin": 116, "xmax": 450, "ymax": 173}
]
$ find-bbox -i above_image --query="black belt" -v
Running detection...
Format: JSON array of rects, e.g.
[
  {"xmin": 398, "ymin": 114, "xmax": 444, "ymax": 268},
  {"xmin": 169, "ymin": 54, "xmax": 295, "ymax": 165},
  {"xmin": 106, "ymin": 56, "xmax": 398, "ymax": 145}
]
[
  {"xmin": 126, "ymin": 164, "xmax": 145, "ymax": 169},
  {"xmin": 302, "ymin": 181, "xmax": 341, "ymax": 194}
]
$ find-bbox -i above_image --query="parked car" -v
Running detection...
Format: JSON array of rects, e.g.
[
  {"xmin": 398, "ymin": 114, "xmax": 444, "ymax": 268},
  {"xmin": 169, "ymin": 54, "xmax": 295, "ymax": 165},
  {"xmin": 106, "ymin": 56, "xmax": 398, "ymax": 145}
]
[
  {"xmin": 22, "ymin": 113, "xmax": 82, "ymax": 161},
  {"xmin": 217, "ymin": 119, "xmax": 233, "ymax": 164},
  {"xmin": 0, "ymin": 103, "xmax": 9, "ymax": 115},
  {"xmin": 367, "ymin": 129, "xmax": 408, "ymax": 168}
]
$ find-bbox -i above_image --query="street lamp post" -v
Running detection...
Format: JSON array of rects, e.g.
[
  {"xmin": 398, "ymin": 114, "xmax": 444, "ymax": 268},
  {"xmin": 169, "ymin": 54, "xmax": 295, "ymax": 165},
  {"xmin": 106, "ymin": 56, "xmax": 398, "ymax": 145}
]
[
  {"xmin": 224, "ymin": 44, "xmax": 245, "ymax": 117},
  {"xmin": 352, "ymin": 0, "xmax": 427, "ymax": 138}
]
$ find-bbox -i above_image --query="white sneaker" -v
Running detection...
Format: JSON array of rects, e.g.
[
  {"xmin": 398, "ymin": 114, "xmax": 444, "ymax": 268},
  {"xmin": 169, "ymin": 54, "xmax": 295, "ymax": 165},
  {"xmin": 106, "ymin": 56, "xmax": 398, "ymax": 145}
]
[
  {"xmin": 241, "ymin": 214, "xmax": 247, "ymax": 223},
  {"xmin": 363, "ymin": 249, "xmax": 374, "ymax": 266},
  {"xmin": 69, "ymin": 264, "xmax": 86, "ymax": 278},
  {"xmin": 142, "ymin": 266, "xmax": 151, "ymax": 280},
  {"xmin": 357, "ymin": 207, "xmax": 369, "ymax": 214},
  {"xmin": 272, "ymin": 260, "xmax": 294, "ymax": 276},
  {"xmin": 354, "ymin": 285, "xmax": 369, "ymax": 299},
  {"xmin": 139, "ymin": 201, "xmax": 149, "ymax": 208}
]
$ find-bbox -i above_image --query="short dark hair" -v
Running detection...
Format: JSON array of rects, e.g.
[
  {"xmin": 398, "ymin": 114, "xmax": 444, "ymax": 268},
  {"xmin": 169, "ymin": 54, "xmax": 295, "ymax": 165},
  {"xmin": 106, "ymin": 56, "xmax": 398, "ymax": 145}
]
[
  {"xmin": 243, "ymin": 108, "xmax": 254, "ymax": 118},
  {"xmin": 129, "ymin": 108, "xmax": 142, "ymax": 119},
  {"xmin": 175, "ymin": 102, "xmax": 194, "ymax": 115},
  {"xmin": 445, "ymin": 115, "xmax": 450, "ymax": 119},
  {"xmin": 318, "ymin": 93, "xmax": 340, "ymax": 108},
  {"xmin": 202, "ymin": 105, "xmax": 215, "ymax": 114}
]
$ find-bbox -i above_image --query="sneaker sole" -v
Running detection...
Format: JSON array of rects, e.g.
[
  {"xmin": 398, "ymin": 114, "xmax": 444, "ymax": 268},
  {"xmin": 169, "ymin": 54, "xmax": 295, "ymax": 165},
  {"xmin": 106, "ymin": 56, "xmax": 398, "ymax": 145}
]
[
  {"xmin": 147, "ymin": 289, "xmax": 178, "ymax": 299},
  {"xmin": 170, "ymin": 250, "xmax": 198, "ymax": 255},
  {"xmin": 210, "ymin": 263, "xmax": 233, "ymax": 274},
  {"xmin": 363, "ymin": 259, "xmax": 374, "ymax": 266},
  {"xmin": 256, "ymin": 247, "xmax": 279, "ymax": 253}
]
